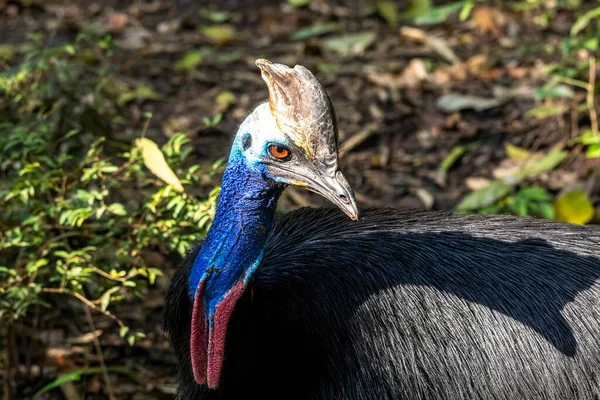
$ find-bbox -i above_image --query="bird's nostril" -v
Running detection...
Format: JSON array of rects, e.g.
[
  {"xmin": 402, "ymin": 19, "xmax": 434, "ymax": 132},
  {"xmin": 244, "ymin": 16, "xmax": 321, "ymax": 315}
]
[{"xmin": 339, "ymin": 194, "xmax": 349, "ymax": 204}]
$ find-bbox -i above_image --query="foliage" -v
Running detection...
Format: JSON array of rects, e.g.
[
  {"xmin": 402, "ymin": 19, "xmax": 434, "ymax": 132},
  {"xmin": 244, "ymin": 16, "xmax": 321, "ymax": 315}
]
[
  {"xmin": 455, "ymin": 2, "xmax": 599, "ymax": 221},
  {"xmin": 474, "ymin": 186, "xmax": 555, "ymax": 219},
  {"xmin": 32, "ymin": 366, "xmax": 135, "ymax": 399},
  {"xmin": 456, "ymin": 144, "xmax": 567, "ymax": 218},
  {"xmin": 0, "ymin": 34, "xmax": 220, "ymax": 348}
]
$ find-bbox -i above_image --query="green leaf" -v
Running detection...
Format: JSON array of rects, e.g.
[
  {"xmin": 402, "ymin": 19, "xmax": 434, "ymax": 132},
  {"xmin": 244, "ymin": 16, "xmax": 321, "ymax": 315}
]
[
  {"xmin": 107, "ymin": 203, "xmax": 127, "ymax": 216},
  {"xmin": 215, "ymin": 90, "xmax": 237, "ymax": 112},
  {"xmin": 438, "ymin": 145, "xmax": 466, "ymax": 172},
  {"xmin": 586, "ymin": 144, "xmax": 600, "ymax": 158},
  {"xmin": 27, "ymin": 258, "xmax": 49, "ymax": 274},
  {"xmin": 99, "ymin": 286, "xmax": 120, "ymax": 312},
  {"xmin": 532, "ymin": 202, "xmax": 555, "ymax": 219},
  {"xmin": 288, "ymin": 0, "xmax": 310, "ymax": 6},
  {"xmin": 198, "ymin": 9, "xmax": 232, "ymax": 23},
  {"xmin": 504, "ymin": 143, "xmax": 531, "ymax": 161},
  {"xmin": 119, "ymin": 326, "xmax": 129, "ymax": 337},
  {"xmin": 456, "ymin": 180, "xmax": 513, "ymax": 212},
  {"xmin": 478, "ymin": 204, "xmax": 503, "ymax": 215},
  {"xmin": 290, "ymin": 23, "xmax": 341, "ymax": 41},
  {"xmin": 376, "ymin": 1, "xmax": 399, "ymax": 28},
  {"xmin": 525, "ymin": 104, "xmax": 568, "ymax": 119},
  {"xmin": 324, "ymin": 31, "xmax": 376, "ymax": 57},
  {"xmin": 100, "ymin": 291, "xmax": 110, "ymax": 312},
  {"xmin": 175, "ymin": 50, "xmax": 203, "ymax": 71},
  {"xmin": 572, "ymin": 130, "xmax": 600, "ymax": 146},
  {"xmin": 101, "ymin": 165, "xmax": 118, "ymax": 173},
  {"xmin": 410, "ymin": 1, "xmax": 467, "ymax": 25},
  {"xmin": 33, "ymin": 367, "xmax": 134, "ymax": 399},
  {"xmin": 135, "ymin": 138, "xmax": 184, "ymax": 192},
  {"xmin": 216, "ymin": 51, "xmax": 241, "ymax": 64},
  {"xmin": 118, "ymin": 85, "xmax": 164, "ymax": 105},
  {"xmin": 517, "ymin": 187, "xmax": 552, "ymax": 202},
  {"xmin": 553, "ymin": 190, "xmax": 594, "ymax": 225},
  {"xmin": 0, "ymin": 45, "xmax": 14, "ymax": 62},
  {"xmin": 509, "ymin": 197, "xmax": 528, "ymax": 217},
  {"xmin": 571, "ymin": 7, "xmax": 600, "ymax": 36},
  {"xmin": 517, "ymin": 148, "xmax": 568, "ymax": 179},
  {"xmin": 201, "ymin": 25, "xmax": 236, "ymax": 45},
  {"xmin": 405, "ymin": 0, "xmax": 432, "ymax": 17},
  {"xmin": 535, "ymin": 83, "xmax": 574, "ymax": 101},
  {"xmin": 459, "ymin": 1, "xmax": 475, "ymax": 21}
]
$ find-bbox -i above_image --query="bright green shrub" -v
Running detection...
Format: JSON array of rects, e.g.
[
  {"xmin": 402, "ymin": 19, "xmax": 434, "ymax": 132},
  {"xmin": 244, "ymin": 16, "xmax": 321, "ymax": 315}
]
[{"xmin": 0, "ymin": 33, "xmax": 219, "ymax": 347}]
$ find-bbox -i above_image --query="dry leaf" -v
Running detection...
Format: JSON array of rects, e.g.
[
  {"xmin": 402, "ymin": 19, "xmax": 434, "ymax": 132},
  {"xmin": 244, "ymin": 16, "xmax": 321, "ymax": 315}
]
[
  {"xmin": 508, "ymin": 66, "xmax": 528, "ymax": 79},
  {"xmin": 472, "ymin": 7, "xmax": 507, "ymax": 36},
  {"xmin": 492, "ymin": 147, "xmax": 568, "ymax": 184},
  {"xmin": 45, "ymin": 4, "xmax": 81, "ymax": 18},
  {"xmin": 136, "ymin": 138, "xmax": 184, "ymax": 192},
  {"xmin": 119, "ymin": 26, "xmax": 152, "ymax": 50},
  {"xmin": 436, "ymin": 93, "xmax": 506, "ymax": 112},
  {"xmin": 400, "ymin": 26, "xmax": 458, "ymax": 63},
  {"xmin": 399, "ymin": 26, "xmax": 427, "ymax": 42},
  {"xmin": 106, "ymin": 12, "xmax": 129, "ymax": 32},
  {"xmin": 465, "ymin": 177, "xmax": 492, "ymax": 190},
  {"xmin": 367, "ymin": 59, "xmax": 428, "ymax": 89}
]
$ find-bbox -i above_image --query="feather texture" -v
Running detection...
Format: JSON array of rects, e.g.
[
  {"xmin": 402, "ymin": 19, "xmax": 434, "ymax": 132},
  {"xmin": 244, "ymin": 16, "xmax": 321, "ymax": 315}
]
[{"xmin": 165, "ymin": 207, "xmax": 600, "ymax": 400}]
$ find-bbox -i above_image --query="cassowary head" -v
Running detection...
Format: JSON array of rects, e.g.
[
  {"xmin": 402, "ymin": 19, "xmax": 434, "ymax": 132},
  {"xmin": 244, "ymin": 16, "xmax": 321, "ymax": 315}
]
[
  {"xmin": 233, "ymin": 59, "xmax": 358, "ymax": 220},
  {"xmin": 186, "ymin": 59, "xmax": 359, "ymax": 390}
]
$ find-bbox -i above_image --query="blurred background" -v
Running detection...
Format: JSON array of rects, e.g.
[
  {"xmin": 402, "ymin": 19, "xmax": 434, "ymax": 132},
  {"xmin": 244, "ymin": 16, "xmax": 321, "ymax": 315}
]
[{"xmin": 1, "ymin": 0, "xmax": 599, "ymax": 398}]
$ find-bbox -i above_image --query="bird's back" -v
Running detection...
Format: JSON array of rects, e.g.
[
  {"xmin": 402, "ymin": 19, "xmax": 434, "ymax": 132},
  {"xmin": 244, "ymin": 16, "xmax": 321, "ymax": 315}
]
[{"xmin": 166, "ymin": 208, "xmax": 600, "ymax": 400}]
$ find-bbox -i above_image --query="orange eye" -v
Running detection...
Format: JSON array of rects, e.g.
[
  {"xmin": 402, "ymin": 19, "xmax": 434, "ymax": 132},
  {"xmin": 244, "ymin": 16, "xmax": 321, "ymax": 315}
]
[{"xmin": 268, "ymin": 144, "xmax": 291, "ymax": 160}]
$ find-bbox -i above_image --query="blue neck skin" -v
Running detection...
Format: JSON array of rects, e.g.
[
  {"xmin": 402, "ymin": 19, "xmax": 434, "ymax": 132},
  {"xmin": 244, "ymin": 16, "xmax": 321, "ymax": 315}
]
[{"xmin": 188, "ymin": 142, "xmax": 283, "ymax": 318}]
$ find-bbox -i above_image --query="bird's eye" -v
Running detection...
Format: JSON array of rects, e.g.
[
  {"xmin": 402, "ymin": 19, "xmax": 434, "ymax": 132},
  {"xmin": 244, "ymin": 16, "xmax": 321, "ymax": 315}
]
[{"xmin": 268, "ymin": 144, "xmax": 291, "ymax": 160}]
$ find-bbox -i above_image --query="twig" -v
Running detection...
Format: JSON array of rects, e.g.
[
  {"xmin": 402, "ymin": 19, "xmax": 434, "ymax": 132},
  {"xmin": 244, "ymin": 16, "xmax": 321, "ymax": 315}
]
[
  {"xmin": 2, "ymin": 321, "xmax": 13, "ymax": 400},
  {"xmin": 72, "ymin": 293, "xmax": 125, "ymax": 329},
  {"xmin": 553, "ymin": 75, "xmax": 589, "ymax": 90},
  {"xmin": 139, "ymin": 113, "xmax": 152, "ymax": 140},
  {"xmin": 555, "ymin": 57, "xmax": 598, "ymax": 136},
  {"xmin": 41, "ymin": 289, "xmax": 126, "ymax": 329},
  {"xmin": 340, "ymin": 122, "xmax": 380, "ymax": 155},
  {"xmin": 91, "ymin": 267, "xmax": 127, "ymax": 283},
  {"xmin": 84, "ymin": 306, "xmax": 115, "ymax": 400},
  {"xmin": 59, "ymin": 381, "xmax": 81, "ymax": 400},
  {"xmin": 587, "ymin": 57, "xmax": 597, "ymax": 134},
  {"xmin": 35, "ymin": 232, "xmax": 81, "ymax": 258}
]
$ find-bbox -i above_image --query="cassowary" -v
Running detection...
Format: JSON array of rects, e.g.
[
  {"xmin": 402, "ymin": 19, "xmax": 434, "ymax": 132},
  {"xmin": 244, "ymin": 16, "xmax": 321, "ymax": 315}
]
[{"xmin": 165, "ymin": 59, "xmax": 600, "ymax": 399}]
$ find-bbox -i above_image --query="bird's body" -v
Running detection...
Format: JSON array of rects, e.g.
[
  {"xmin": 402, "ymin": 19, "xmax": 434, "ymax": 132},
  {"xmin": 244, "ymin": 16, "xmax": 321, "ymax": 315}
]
[
  {"xmin": 167, "ymin": 208, "xmax": 600, "ymax": 399},
  {"xmin": 165, "ymin": 60, "xmax": 600, "ymax": 399}
]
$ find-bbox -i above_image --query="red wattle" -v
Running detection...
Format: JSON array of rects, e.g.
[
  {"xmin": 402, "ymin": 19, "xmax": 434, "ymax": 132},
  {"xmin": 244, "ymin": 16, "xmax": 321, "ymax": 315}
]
[
  {"xmin": 206, "ymin": 281, "xmax": 247, "ymax": 389},
  {"xmin": 190, "ymin": 280, "xmax": 208, "ymax": 385}
]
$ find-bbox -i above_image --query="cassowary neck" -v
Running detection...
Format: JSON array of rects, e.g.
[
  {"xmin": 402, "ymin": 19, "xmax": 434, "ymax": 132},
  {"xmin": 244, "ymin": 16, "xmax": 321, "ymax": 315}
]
[
  {"xmin": 187, "ymin": 149, "xmax": 283, "ymax": 387},
  {"xmin": 188, "ymin": 157, "xmax": 282, "ymax": 303}
]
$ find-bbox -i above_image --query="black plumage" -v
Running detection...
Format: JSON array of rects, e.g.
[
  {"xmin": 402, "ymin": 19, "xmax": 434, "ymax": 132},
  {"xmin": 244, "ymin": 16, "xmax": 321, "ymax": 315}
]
[{"xmin": 165, "ymin": 207, "xmax": 600, "ymax": 400}]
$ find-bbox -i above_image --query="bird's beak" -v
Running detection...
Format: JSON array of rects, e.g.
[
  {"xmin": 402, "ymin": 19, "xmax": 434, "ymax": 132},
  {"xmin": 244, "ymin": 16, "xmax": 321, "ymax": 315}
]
[{"xmin": 296, "ymin": 169, "xmax": 359, "ymax": 221}]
